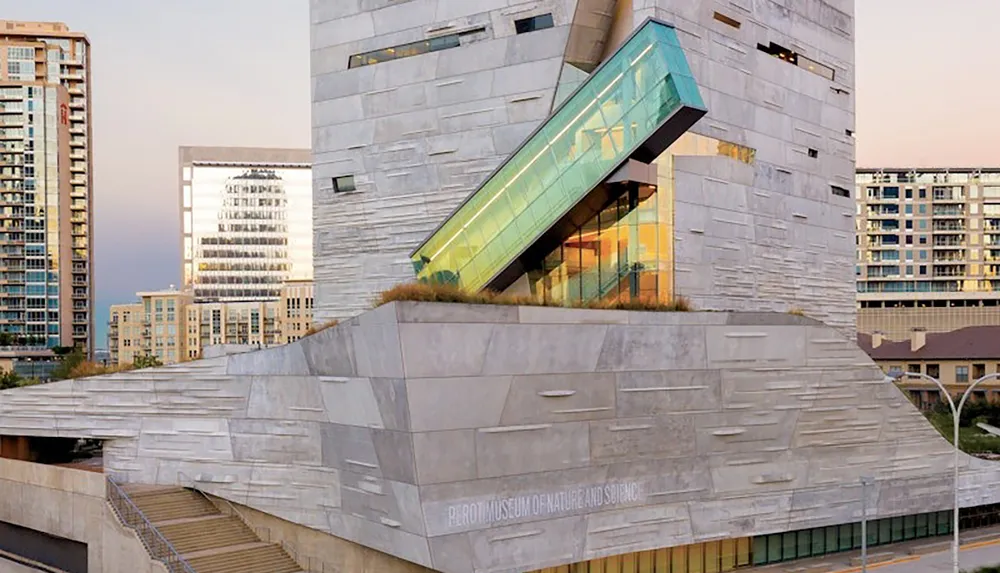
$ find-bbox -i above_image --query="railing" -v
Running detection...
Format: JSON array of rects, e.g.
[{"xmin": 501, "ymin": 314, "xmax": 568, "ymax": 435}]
[
  {"xmin": 177, "ymin": 472, "xmax": 335, "ymax": 573},
  {"xmin": 104, "ymin": 476, "xmax": 196, "ymax": 573}
]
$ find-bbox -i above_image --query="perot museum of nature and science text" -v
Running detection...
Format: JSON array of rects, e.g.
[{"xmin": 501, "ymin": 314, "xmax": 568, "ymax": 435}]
[{"xmin": 9, "ymin": 3, "xmax": 1000, "ymax": 573}]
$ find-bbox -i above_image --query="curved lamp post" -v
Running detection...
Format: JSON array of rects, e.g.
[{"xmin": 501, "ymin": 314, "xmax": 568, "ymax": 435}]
[{"xmin": 894, "ymin": 371, "xmax": 1000, "ymax": 573}]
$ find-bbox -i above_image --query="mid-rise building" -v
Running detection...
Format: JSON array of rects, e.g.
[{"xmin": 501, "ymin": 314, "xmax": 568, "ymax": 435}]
[
  {"xmin": 179, "ymin": 147, "xmax": 312, "ymax": 302},
  {"xmin": 278, "ymin": 278, "xmax": 313, "ymax": 343},
  {"xmin": 857, "ymin": 168, "xmax": 1000, "ymax": 339},
  {"xmin": 108, "ymin": 281, "xmax": 314, "ymax": 365},
  {"xmin": 0, "ymin": 21, "xmax": 93, "ymax": 353}
]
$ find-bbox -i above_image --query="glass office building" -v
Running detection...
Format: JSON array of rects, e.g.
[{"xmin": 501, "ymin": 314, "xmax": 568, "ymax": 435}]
[{"xmin": 180, "ymin": 147, "xmax": 312, "ymax": 302}]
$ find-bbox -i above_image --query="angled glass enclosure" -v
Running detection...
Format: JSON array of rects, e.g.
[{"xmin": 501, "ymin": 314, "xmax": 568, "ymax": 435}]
[{"xmin": 410, "ymin": 19, "xmax": 706, "ymax": 292}]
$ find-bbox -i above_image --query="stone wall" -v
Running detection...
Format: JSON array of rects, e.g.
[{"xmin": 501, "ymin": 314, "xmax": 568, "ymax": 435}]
[
  {"xmin": 3, "ymin": 302, "xmax": 1000, "ymax": 572},
  {"xmin": 0, "ymin": 458, "xmax": 165, "ymax": 573}
]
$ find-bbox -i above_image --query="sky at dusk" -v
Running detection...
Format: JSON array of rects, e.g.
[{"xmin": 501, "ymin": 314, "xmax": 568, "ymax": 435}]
[{"xmin": 3, "ymin": 0, "xmax": 996, "ymax": 347}]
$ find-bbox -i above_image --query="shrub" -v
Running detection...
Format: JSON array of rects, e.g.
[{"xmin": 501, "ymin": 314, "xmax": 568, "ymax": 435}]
[
  {"xmin": 373, "ymin": 282, "xmax": 693, "ymax": 312},
  {"xmin": 304, "ymin": 320, "xmax": 340, "ymax": 337}
]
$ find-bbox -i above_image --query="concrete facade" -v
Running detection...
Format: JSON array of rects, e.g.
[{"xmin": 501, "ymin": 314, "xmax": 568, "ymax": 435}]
[
  {"xmin": 311, "ymin": 0, "xmax": 857, "ymax": 333},
  {"xmin": 0, "ymin": 457, "xmax": 165, "ymax": 573},
  {"xmin": 5, "ymin": 302, "xmax": 1000, "ymax": 573}
]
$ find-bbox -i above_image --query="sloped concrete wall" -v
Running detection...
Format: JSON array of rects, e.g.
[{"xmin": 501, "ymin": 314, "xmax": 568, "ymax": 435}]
[{"xmin": 0, "ymin": 302, "xmax": 996, "ymax": 573}]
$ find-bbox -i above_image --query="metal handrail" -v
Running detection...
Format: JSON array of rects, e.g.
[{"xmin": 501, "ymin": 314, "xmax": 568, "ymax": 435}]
[
  {"xmin": 176, "ymin": 471, "xmax": 333, "ymax": 573},
  {"xmin": 105, "ymin": 477, "xmax": 197, "ymax": 573}
]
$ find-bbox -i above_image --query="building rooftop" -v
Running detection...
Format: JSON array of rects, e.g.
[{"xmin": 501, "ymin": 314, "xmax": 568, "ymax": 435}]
[
  {"xmin": 0, "ymin": 20, "xmax": 89, "ymax": 43},
  {"xmin": 858, "ymin": 326, "xmax": 1000, "ymax": 361}
]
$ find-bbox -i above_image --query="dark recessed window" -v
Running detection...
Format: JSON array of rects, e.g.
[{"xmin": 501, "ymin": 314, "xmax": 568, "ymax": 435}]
[
  {"xmin": 332, "ymin": 175, "xmax": 356, "ymax": 193},
  {"xmin": 515, "ymin": 13, "xmax": 554, "ymax": 34},
  {"xmin": 808, "ymin": 148, "xmax": 819, "ymax": 158},
  {"xmin": 846, "ymin": 129, "xmax": 855, "ymax": 137},
  {"xmin": 713, "ymin": 12, "xmax": 742, "ymax": 29},
  {"xmin": 831, "ymin": 185, "xmax": 850, "ymax": 198},
  {"xmin": 348, "ymin": 31, "xmax": 477, "ymax": 68},
  {"xmin": 758, "ymin": 41, "xmax": 835, "ymax": 81}
]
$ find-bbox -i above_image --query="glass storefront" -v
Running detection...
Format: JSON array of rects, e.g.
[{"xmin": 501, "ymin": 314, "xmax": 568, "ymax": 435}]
[
  {"xmin": 529, "ymin": 538, "xmax": 752, "ymax": 573},
  {"xmin": 526, "ymin": 507, "xmax": 977, "ymax": 573}
]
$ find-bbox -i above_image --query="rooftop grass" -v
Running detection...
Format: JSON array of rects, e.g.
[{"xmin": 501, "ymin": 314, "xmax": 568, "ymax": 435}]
[{"xmin": 373, "ymin": 282, "xmax": 693, "ymax": 312}]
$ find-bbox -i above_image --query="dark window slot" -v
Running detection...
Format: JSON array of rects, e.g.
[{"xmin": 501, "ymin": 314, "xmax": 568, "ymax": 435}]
[
  {"xmin": 348, "ymin": 29, "xmax": 483, "ymax": 68},
  {"xmin": 713, "ymin": 12, "xmax": 742, "ymax": 29},
  {"xmin": 332, "ymin": 175, "xmax": 357, "ymax": 193},
  {"xmin": 832, "ymin": 185, "xmax": 850, "ymax": 198},
  {"xmin": 808, "ymin": 148, "xmax": 819, "ymax": 158},
  {"xmin": 515, "ymin": 13, "xmax": 554, "ymax": 34},
  {"xmin": 758, "ymin": 41, "xmax": 836, "ymax": 81}
]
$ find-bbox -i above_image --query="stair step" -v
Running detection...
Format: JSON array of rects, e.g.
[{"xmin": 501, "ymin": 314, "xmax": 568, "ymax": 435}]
[
  {"xmin": 185, "ymin": 543, "xmax": 301, "ymax": 573},
  {"xmin": 112, "ymin": 485, "xmax": 301, "ymax": 573}
]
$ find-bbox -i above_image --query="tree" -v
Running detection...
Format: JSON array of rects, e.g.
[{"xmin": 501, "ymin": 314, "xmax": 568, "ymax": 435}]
[
  {"xmin": 49, "ymin": 349, "xmax": 86, "ymax": 381},
  {"xmin": 0, "ymin": 332, "xmax": 14, "ymax": 347},
  {"xmin": 132, "ymin": 354, "xmax": 163, "ymax": 370},
  {"xmin": 0, "ymin": 368, "xmax": 22, "ymax": 390}
]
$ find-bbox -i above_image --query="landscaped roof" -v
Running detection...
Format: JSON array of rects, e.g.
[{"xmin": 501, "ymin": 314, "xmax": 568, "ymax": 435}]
[{"xmin": 858, "ymin": 326, "xmax": 1000, "ymax": 361}]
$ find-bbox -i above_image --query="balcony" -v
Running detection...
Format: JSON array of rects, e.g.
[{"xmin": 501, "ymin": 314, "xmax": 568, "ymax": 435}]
[
  {"xmin": 70, "ymin": 139, "xmax": 85, "ymax": 148},
  {"xmin": 932, "ymin": 222, "xmax": 966, "ymax": 232},
  {"xmin": 69, "ymin": 152, "xmax": 86, "ymax": 161},
  {"xmin": 62, "ymin": 72, "xmax": 85, "ymax": 82},
  {"xmin": 69, "ymin": 100, "xmax": 85, "ymax": 110},
  {"xmin": 0, "ymin": 105, "xmax": 23, "ymax": 115},
  {"xmin": 69, "ymin": 126, "xmax": 85, "ymax": 136},
  {"xmin": 70, "ymin": 164, "xmax": 86, "ymax": 173},
  {"xmin": 70, "ymin": 177, "xmax": 86, "ymax": 186},
  {"xmin": 932, "ymin": 206, "xmax": 966, "ymax": 217}
]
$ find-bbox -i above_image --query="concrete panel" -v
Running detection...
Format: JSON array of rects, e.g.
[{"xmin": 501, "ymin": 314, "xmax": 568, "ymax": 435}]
[
  {"xmin": 407, "ymin": 376, "xmax": 512, "ymax": 432},
  {"xmin": 475, "ymin": 421, "xmax": 591, "ymax": 479}
]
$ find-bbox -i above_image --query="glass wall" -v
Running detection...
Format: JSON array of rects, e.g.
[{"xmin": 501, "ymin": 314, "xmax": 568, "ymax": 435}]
[
  {"xmin": 528, "ymin": 538, "xmax": 752, "ymax": 573},
  {"xmin": 752, "ymin": 510, "xmax": 952, "ymax": 566},
  {"xmin": 411, "ymin": 20, "xmax": 704, "ymax": 291},
  {"xmin": 518, "ymin": 132, "xmax": 754, "ymax": 306}
]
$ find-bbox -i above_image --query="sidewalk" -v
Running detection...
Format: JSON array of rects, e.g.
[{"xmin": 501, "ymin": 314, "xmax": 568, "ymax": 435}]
[{"xmin": 750, "ymin": 525, "xmax": 1000, "ymax": 573}]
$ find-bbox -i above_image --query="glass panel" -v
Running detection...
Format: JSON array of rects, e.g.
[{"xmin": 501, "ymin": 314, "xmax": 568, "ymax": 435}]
[
  {"xmin": 767, "ymin": 534, "xmax": 782, "ymax": 563},
  {"xmin": 654, "ymin": 549, "xmax": 669, "ymax": 573},
  {"xmin": 412, "ymin": 20, "xmax": 705, "ymax": 291},
  {"xmin": 852, "ymin": 522, "xmax": 863, "ymax": 549},
  {"xmin": 606, "ymin": 555, "xmax": 622, "ymax": 573},
  {"xmin": 704, "ymin": 541, "xmax": 720, "ymax": 573},
  {"xmin": 736, "ymin": 538, "xmax": 751, "ymax": 567},
  {"xmin": 904, "ymin": 515, "xmax": 916, "ymax": 540},
  {"xmin": 672, "ymin": 544, "xmax": 688, "ymax": 572},
  {"xmin": 879, "ymin": 518, "xmax": 892, "ymax": 545},
  {"xmin": 782, "ymin": 532, "xmax": 797, "ymax": 560},
  {"xmin": 719, "ymin": 539, "xmax": 736, "ymax": 571},
  {"xmin": 689, "ymin": 543, "xmax": 704, "ymax": 573},
  {"xmin": 838, "ymin": 525, "xmax": 853, "ymax": 551},
  {"xmin": 752, "ymin": 537, "xmax": 768, "ymax": 565},
  {"xmin": 891, "ymin": 517, "xmax": 904, "ymax": 542},
  {"xmin": 797, "ymin": 530, "xmax": 811, "ymax": 557},
  {"xmin": 622, "ymin": 553, "xmax": 637, "ymax": 573},
  {"xmin": 916, "ymin": 513, "xmax": 929, "ymax": 538},
  {"xmin": 825, "ymin": 527, "xmax": 838, "ymax": 555},
  {"xmin": 811, "ymin": 527, "xmax": 826, "ymax": 555}
]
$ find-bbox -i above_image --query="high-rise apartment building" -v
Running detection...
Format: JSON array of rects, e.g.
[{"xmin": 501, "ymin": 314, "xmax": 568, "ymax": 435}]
[
  {"xmin": 856, "ymin": 168, "xmax": 1000, "ymax": 338},
  {"xmin": 179, "ymin": 147, "xmax": 312, "ymax": 302},
  {"xmin": 0, "ymin": 21, "xmax": 92, "ymax": 353}
]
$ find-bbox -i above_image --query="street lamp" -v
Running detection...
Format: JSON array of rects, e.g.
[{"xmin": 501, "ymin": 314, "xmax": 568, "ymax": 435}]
[
  {"xmin": 860, "ymin": 475, "xmax": 874, "ymax": 573},
  {"xmin": 893, "ymin": 371, "xmax": 1000, "ymax": 573}
]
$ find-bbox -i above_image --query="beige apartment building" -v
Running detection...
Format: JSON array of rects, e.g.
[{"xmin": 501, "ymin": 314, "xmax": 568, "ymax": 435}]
[
  {"xmin": 856, "ymin": 168, "xmax": 1000, "ymax": 339},
  {"xmin": 108, "ymin": 282, "xmax": 314, "ymax": 365},
  {"xmin": 0, "ymin": 21, "xmax": 93, "ymax": 354}
]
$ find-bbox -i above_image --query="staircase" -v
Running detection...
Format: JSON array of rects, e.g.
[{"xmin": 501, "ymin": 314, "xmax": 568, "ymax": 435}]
[{"xmin": 116, "ymin": 484, "xmax": 302, "ymax": 573}]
